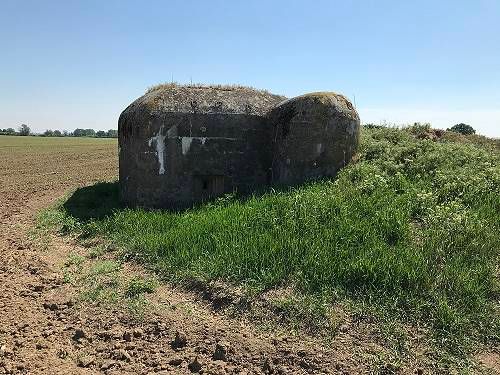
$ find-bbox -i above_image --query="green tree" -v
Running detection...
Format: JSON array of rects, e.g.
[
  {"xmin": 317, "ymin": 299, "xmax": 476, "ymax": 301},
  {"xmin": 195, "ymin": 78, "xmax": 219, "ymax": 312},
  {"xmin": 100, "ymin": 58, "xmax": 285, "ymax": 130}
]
[
  {"xmin": 53, "ymin": 130, "xmax": 62, "ymax": 137},
  {"xmin": 448, "ymin": 123, "xmax": 475, "ymax": 135},
  {"xmin": 43, "ymin": 129, "xmax": 54, "ymax": 137},
  {"xmin": 96, "ymin": 130, "xmax": 106, "ymax": 137},
  {"xmin": 73, "ymin": 128, "xmax": 94, "ymax": 137},
  {"xmin": 18, "ymin": 124, "xmax": 30, "ymax": 136},
  {"xmin": 107, "ymin": 129, "xmax": 118, "ymax": 138}
]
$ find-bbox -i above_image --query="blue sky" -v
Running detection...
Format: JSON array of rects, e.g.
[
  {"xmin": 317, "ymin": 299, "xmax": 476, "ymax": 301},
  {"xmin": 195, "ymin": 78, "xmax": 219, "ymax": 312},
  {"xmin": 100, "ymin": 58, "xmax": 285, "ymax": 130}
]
[{"xmin": 1, "ymin": 0, "xmax": 499, "ymax": 136}]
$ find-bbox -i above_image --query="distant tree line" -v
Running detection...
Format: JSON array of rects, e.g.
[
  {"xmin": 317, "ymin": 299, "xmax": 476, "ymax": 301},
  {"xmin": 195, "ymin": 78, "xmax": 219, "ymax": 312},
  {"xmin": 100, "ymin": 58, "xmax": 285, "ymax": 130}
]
[
  {"xmin": 0, "ymin": 127, "xmax": 17, "ymax": 135},
  {"xmin": 43, "ymin": 128, "xmax": 118, "ymax": 138},
  {"xmin": 3, "ymin": 122, "xmax": 476, "ymax": 138},
  {"xmin": 0, "ymin": 124, "xmax": 117, "ymax": 138},
  {"xmin": 0, "ymin": 124, "xmax": 31, "ymax": 136}
]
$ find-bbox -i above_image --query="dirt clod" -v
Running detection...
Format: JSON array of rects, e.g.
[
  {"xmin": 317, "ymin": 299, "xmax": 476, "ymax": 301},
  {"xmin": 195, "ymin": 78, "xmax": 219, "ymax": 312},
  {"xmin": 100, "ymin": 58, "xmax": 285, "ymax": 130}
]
[
  {"xmin": 114, "ymin": 348, "xmax": 132, "ymax": 362},
  {"xmin": 263, "ymin": 358, "xmax": 274, "ymax": 374},
  {"xmin": 100, "ymin": 360, "xmax": 117, "ymax": 370},
  {"xmin": 123, "ymin": 331, "xmax": 132, "ymax": 342},
  {"xmin": 76, "ymin": 355, "xmax": 95, "ymax": 368},
  {"xmin": 43, "ymin": 302, "xmax": 58, "ymax": 311},
  {"xmin": 168, "ymin": 357, "xmax": 183, "ymax": 366},
  {"xmin": 172, "ymin": 331, "xmax": 188, "ymax": 349},
  {"xmin": 57, "ymin": 349, "xmax": 68, "ymax": 359},
  {"xmin": 72, "ymin": 328, "xmax": 86, "ymax": 341},
  {"xmin": 132, "ymin": 328, "xmax": 143, "ymax": 338},
  {"xmin": 188, "ymin": 356, "xmax": 202, "ymax": 373},
  {"xmin": 299, "ymin": 359, "xmax": 310, "ymax": 369},
  {"xmin": 213, "ymin": 340, "xmax": 230, "ymax": 361},
  {"xmin": 35, "ymin": 341, "xmax": 47, "ymax": 350}
]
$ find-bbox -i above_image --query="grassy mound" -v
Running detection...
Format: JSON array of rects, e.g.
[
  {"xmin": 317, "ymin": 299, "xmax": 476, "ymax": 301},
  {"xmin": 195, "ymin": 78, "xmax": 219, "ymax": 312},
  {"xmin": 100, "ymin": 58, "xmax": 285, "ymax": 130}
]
[{"xmin": 51, "ymin": 125, "xmax": 500, "ymax": 351}]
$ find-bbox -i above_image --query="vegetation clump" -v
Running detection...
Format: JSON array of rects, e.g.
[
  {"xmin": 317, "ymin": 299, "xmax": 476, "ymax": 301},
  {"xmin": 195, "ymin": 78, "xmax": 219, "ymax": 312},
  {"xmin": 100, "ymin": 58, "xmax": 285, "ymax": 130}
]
[
  {"xmin": 55, "ymin": 125, "xmax": 499, "ymax": 354},
  {"xmin": 145, "ymin": 82, "xmax": 277, "ymax": 96},
  {"xmin": 448, "ymin": 123, "xmax": 476, "ymax": 135},
  {"xmin": 125, "ymin": 276, "xmax": 157, "ymax": 298}
]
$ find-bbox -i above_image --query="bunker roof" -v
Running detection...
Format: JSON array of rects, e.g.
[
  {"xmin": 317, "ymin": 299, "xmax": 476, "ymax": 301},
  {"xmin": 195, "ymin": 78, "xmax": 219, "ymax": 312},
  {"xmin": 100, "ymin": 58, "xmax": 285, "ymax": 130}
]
[
  {"xmin": 275, "ymin": 92, "xmax": 358, "ymax": 117},
  {"xmin": 124, "ymin": 83, "xmax": 287, "ymax": 118}
]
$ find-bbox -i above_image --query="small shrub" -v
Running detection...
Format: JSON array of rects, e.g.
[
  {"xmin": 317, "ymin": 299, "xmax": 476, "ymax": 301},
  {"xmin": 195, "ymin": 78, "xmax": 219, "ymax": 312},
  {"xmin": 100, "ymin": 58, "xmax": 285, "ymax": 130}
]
[
  {"xmin": 406, "ymin": 122, "xmax": 432, "ymax": 138},
  {"xmin": 125, "ymin": 277, "xmax": 157, "ymax": 298},
  {"xmin": 363, "ymin": 123, "xmax": 385, "ymax": 129},
  {"xmin": 65, "ymin": 253, "xmax": 86, "ymax": 267},
  {"xmin": 448, "ymin": 123, "xmax": 475, "ymax": 135}
]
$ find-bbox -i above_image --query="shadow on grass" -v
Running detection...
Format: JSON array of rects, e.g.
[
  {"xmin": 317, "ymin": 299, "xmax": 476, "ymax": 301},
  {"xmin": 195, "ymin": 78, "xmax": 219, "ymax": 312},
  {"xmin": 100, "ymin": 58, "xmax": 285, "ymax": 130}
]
[
  {"xmin": 63, "ymin": 181, "xmax": 121, "ymax": 221},
  {"xmin": 62, "ymin": 176, "xmax": 340, "ymax": 221}
]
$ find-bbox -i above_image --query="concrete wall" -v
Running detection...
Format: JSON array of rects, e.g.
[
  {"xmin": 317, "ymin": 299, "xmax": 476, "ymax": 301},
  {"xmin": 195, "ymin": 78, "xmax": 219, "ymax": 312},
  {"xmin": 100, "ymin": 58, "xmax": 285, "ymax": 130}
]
[{"xmin": 119, "ymin": 111, "xmax": 272, "ymax": 209}]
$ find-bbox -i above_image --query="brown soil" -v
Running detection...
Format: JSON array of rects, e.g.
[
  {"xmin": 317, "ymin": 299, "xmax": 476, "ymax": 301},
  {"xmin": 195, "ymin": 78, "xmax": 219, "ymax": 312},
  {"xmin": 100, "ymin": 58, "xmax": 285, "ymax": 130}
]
[{"xmin": 0, "ymin": 136, "xmax": 496, "ymax": 374}]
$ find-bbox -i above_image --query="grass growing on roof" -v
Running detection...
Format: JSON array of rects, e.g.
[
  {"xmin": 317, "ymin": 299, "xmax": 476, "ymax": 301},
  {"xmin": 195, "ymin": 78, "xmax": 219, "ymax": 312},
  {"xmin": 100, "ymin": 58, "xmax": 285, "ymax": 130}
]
[
  {"xmin": 145, "ymin": 82, "xmax": 280, "ymax": 95},
  {"xmin": 55, "ymin": 125, "xmax": 500, "ymax": 352}
]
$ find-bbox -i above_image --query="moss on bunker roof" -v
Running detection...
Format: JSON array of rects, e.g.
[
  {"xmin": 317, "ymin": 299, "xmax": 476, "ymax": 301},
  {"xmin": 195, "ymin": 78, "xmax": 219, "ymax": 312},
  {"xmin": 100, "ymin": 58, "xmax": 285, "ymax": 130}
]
[
  {"xmin": 129, "ymin": 83, "xmax": 287, "ymax": 116},
  {"xmin": 273, "ymin": 91, "xmax": 359, "ymax": 120}
]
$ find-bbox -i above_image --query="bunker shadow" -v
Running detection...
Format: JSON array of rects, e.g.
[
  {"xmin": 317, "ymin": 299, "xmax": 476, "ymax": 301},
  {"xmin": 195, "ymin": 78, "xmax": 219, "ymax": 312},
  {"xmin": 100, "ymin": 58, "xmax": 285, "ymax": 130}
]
[
  {"xmin": 171, "ymin": 175, "xmax": 338, "ymax": 212},
  {"xmin": 63, "ymin": 176, "xmax": 336, "ymax": 221},
  {"xmin": 63, "ymin": 181, "xmax": 122, "ymax": 221}
]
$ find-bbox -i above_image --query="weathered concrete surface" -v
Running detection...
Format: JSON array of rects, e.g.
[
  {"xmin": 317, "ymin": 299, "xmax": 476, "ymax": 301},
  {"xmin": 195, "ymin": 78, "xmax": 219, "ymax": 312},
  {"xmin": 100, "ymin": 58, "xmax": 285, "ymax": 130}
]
[
  {"xmin": 268, "ymin": 92, "xmax": 360, "ymax": 186},
  {"xmin": 119, "ymin": 85, "xmax": 360, "ymax": 209},
  {"xmin": 119, "ymin": 84, "xmax": 285, "ymax": 209}
]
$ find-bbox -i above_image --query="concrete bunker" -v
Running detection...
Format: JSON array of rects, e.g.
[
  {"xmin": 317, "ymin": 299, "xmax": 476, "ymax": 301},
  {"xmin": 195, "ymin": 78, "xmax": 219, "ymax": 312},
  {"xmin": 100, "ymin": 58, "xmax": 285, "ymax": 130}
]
[
  {"xmin": 119, "ymin": 84, "xmax": 360, "ymax": 209},
  {"xmin": 268, "ymin": 92, "xmax": 360, "ymax": 186}
]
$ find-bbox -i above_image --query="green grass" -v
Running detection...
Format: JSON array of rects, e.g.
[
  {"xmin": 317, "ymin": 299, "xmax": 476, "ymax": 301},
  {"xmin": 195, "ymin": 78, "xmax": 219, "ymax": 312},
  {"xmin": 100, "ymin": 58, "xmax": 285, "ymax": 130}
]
[
  {"xmin": 125, "ymin": 276, "xmax": 158, "ymax": 298},
  {"xmin": 49, "ymin": 125, "xmax": 500, "ymax": 354}
]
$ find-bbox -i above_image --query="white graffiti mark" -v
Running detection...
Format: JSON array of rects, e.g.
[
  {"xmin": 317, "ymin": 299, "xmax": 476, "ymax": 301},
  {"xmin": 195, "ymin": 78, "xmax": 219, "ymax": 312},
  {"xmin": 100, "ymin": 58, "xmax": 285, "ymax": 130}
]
[
  {"xmin": 181, "ymin": 137, "xmax": 193, "ymax": 155},
  {"xmin": 148, "ymin": 126, "xmax": 166, "ymax": 175}
]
